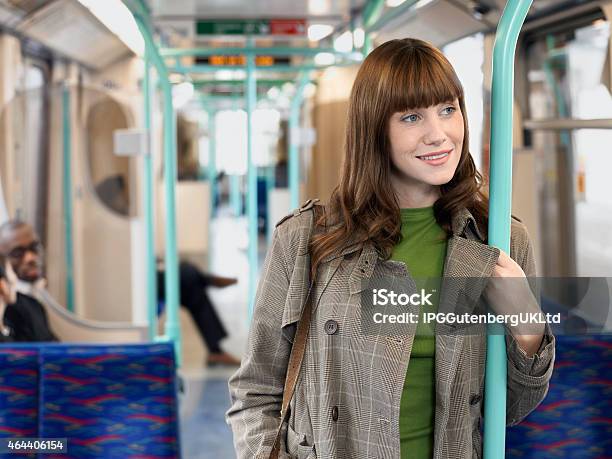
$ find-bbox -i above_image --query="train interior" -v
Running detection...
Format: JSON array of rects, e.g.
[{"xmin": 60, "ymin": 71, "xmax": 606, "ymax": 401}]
[{"xmin": 0, "ymin": 0, "xmax": 611, "ymax": 457}]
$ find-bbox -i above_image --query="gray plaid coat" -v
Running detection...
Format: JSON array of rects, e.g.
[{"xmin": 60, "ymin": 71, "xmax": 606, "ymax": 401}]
[{"xmin": 227, "ymin": 199, "xmax": 556, "ymax": 459}]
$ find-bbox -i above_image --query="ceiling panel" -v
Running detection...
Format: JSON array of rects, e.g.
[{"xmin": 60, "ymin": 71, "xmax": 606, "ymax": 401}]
[
  {"xmin": 16, "ymin": 0, "xmax": 129, "ymax": 69},
  {"xmin": 375, "ymin": 0, "xmax": 598, "ymax": 49},
  {"xmin": 374, "ymin": 1, "xmax": 488, "ymax": 48},
  {"xmin": 150, "ymin": 0, "xmax": 366, "ymax": 20}
]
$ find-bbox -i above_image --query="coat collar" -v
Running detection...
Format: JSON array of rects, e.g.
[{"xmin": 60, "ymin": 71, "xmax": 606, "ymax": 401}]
[
  {"xmin": 320, "ymin": 206, "xmax": 485, "ymax": 265},
  {"xmin": 344, "ymin": 207, "xmax": 498, "ymax": 296}
]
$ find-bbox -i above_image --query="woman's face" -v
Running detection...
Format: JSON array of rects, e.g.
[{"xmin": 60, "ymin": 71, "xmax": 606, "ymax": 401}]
[{"xmin": 388, "ymin": 98, "xmax": 464, "ymax": 195}]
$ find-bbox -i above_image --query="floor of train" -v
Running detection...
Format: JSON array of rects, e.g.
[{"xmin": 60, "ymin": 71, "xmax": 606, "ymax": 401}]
[{"xmin": 175, "ymin": 205, "xmax": 267, "ymax": 459}]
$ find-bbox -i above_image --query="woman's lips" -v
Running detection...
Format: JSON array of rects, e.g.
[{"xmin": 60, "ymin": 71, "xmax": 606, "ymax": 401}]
[{"xmin": 416, "ymin": 149, "xmax": 452, "ymax": 166}]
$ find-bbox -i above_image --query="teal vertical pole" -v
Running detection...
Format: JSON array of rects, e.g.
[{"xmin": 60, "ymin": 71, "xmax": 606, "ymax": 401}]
[
  {"xmin": 207, "ymin": 108, "xmax": 217, "ymax": 268},
  {"xmin": 362, "ymin": 0, "xmax": 385, "ymax": 56},
  {"xmin": 61, "ymin": 84, "xmax": 75, "ymax": 313},
  {"xmin": 265, "ymin": 165, "xmax": 275, "ymax": 242},
  {"xmin": 230, "ymin": 174, "xmax": 241, "ymax": 216},
  {"xmin": 543, "ymin": 35, "xmax": 571, "ymax": 147},
  {"xmin": 129, "ymin": 0, "xmax": 181, "ymax": 364},
  {"xmin": 143, "ymin": 47, "xmax": 157, "ymax": 340},
  {"xmin": 207, "ymin": 109, "xmax": 217, "ymax": 219},
  {"xmin": 246, "ymin": 37, "xmax": 258, "ymax": 318},
  {"xmin": 288, "ymin": 72, "xmax": 311, "ymax": 210},
  {"xmin": 159, "ymin": 69, "xmax": 180, "ymax": 361},
  {"xmin": 485, "ymin": 1, "xmax": 532, "ymax": 458}
]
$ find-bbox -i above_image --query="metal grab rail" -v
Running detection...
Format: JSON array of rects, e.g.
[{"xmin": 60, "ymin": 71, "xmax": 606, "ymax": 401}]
[
  {"xmin": 524, "ymin": 118, "xmax": 612, "ymax": 130},
  {"xmin": 125, "ymin": 0, "xmax": 181, "ymax": 364},
  {"xmin": 61, "ymin": 84, "xmax": 75, "ymax": 314},
  {"xmin": 246, "ymin": 37, "xmax": 258, "ymax": 318},
  {"xmin": 143, "ymin": 46, "xmax": 157, "ymax": 341},
  {"xmin": 486, "ymin": 1, "xmax": 533, "ymax": 457}
]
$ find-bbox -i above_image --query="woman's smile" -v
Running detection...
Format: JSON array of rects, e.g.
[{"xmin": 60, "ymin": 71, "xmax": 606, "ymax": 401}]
[{"xmin": 415, "ymin": 148, "xmax": 453, "ymax": 165}]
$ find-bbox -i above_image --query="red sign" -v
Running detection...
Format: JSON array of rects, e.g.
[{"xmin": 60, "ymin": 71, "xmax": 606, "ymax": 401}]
[{"xmin": 269, "ymin": 19, "xmax": 306, "ymax": 35}]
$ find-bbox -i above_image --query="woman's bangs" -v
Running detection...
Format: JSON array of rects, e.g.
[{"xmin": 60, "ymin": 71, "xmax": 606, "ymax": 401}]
[{"xmin": 388, "ymin": 51, "xmax": 462, "ymax": 113}]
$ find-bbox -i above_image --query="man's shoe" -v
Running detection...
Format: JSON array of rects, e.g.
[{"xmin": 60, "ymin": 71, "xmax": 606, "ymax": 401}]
[
  {"xmin": 207, "ymin": 352, "xmax": 241, "ymax": 367},
  {"xmin": 210, "ymin": 276, "xmax": 238, "ymax": 288}
]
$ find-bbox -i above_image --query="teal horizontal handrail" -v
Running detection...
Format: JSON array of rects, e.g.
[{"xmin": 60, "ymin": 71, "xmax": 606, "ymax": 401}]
[
  {"xmin": 161, "ymin": 47, "xmax": 360, "ymax": 57},
  {"xmin": 194, "ymin": 79, "xmax": 294, "ymax": 86},
  {"xmin": 169, "ymin": 61, "xmax": 360, "ymax": 74}
]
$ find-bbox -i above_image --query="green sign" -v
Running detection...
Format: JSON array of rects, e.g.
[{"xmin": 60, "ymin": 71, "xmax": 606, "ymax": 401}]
[
  {"xmin": 197, "ymin": 20, "xmax": 270, "ymax": 35},
  {"xmin": 196, "ymin": 19, "xmax": 306, "ymax": 35}
]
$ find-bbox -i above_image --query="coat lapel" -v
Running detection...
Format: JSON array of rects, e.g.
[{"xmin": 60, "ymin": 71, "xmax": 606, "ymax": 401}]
[{"xmin": 433, "ymin": 212, "xmax": 500, "ymax": 458}]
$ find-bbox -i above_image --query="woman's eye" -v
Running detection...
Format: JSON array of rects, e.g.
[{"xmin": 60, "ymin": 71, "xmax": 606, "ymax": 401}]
[
  {"xmin": 442, "ymin": 106, "xmax": 456, "ymax": 115},
  {"xmin": 401, "ymin": 114, "xmax": 419, "ymax": 123}
]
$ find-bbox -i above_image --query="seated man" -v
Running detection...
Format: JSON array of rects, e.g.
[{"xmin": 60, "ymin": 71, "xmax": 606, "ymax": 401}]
[
  {"xmin": 0, "ymin": 221, "xmax": 58, "ymax": 342},
  {"xmin": 0, "ymin": 220, "xmax": 240, "ymax": 366}
]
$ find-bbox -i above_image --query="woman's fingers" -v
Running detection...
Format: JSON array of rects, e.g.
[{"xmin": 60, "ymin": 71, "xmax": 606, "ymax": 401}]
[{"xmin": 492, "ymin": 250, "xmax": 526, "ymax": 278}]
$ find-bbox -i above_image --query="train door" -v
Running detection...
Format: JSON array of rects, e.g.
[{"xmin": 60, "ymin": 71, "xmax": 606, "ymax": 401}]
[
  {"xmin": 0, "ymin": 45, "xmax": 51, "ymax": 238},
  {"xmin": 17, "ymin": 54, "xmax": 51, "ymax": 240},
  {"xmin": 521, "ymin": 7, "xmax": 612, "ymax": 277}
]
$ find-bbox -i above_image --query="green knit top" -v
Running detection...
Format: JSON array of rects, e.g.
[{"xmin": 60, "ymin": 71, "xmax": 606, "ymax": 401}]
[{"xmin": 390, "ymin": 206, "xmax": 448, "ymax": 459}]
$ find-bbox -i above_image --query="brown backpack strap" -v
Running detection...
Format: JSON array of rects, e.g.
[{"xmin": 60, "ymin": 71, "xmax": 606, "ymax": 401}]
[
  {"xmin": 269, "ymin": 284, "xmax": 314, "ymax": 459},
  {"xmin": 269, "ymin": 204, "xmax": 320, "ymax": 459}
]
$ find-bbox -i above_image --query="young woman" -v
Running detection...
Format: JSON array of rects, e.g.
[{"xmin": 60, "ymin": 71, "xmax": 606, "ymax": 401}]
[
  {"xmin": 227, "ymin": 38, "xmax": 555, "ymax": 459},
  {"xmin": 0, "ymin": 254, "xmax": 18, "ymax": 342}
]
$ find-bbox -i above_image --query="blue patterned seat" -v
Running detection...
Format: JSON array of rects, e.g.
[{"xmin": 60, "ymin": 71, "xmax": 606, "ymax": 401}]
[
  {"xmin": 0, "ymin": 349, "xmax": 38, "ymax": 447},
  {"xmin": 506, "ymin": 334, "xmax": 612, "ymax": 458},
  {"xmin": 0, "ymin": 343, "xmax": 180, "ymax": 459}
]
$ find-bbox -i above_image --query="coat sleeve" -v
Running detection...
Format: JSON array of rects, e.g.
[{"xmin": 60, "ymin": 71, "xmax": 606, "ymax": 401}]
[
  {"xmin": 505, "ymin": 221, "xmax": 556, "ymax": 426},
  {"xmin": 225, "ymin": 224, "xmax": 294, "ymax": 459}
]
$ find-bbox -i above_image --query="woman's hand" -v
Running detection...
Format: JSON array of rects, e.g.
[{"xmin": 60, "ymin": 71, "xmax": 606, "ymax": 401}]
[{"xmin": 484, "ymin": 249, "xmax": 545, "ymax": 357}]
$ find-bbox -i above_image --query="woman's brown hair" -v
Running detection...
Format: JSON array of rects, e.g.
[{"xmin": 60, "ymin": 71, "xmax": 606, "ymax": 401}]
[{"xmin": 309, "ymin": 38, "xmax": 489, "ymax": 280}]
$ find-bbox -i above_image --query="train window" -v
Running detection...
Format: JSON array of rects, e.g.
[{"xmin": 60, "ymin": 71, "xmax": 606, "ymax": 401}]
[
  {"xmin": 85, "ymin": 96, "xmax": 133, "ymax": 217},
  {"xmin": 253, "ymin": 108, "xmax": 281, "ymax": 167},
  {"xmin": 212, "ymin": 108, "xmax": 281, "ymax": 177},
  {"xmin": 443, "ymin": 33, "xmax": 485, "ymax": 171},
  {"xmin": 526, "ymin": 19, "xmax": 612, "ymax": 276},
  {"xmin": 215, "ymin": 110, "xmax": 247, "ymax": 175},
  {"xmin": 1, "ymin": 59, "xmax": 50, "ymax": 240}
]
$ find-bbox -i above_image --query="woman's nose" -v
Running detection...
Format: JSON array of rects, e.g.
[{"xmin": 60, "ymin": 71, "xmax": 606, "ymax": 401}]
[{"xmin": 423, "ymin": 118, "xmax": 446, "ymax": 145}]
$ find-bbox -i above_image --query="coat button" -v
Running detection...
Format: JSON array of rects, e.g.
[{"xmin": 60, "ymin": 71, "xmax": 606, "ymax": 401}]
[
  {"xmin": 324, "ymin": 320, "xmax": 339, "ymax": 335},
  {"xmin": 470, "ymin": 394, "xmax": 482, "ymax": 405},
  {"xmin": 331, "ymin": 405, "xmax": 339, "ymax": 422}
]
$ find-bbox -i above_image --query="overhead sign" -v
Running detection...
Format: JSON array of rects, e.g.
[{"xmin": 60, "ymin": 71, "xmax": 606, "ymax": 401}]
[
  {"xmin": 269, "ymin": 19, "xmax": 306, "ymax": 35},
  {"xmin": 196, "ymin": 56, "xmax": 290, "ymax": 66},
  {"xmin": 197, "ymin": 19, "xmax": 306, "ymax": 36},
  {"xmin": 208, "ymin": 55, "xmax": 275, "ymax": 66}
]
